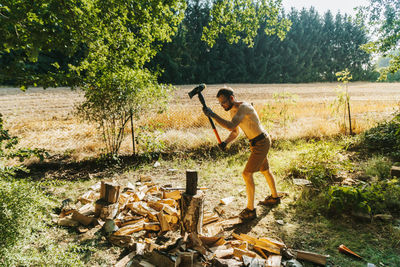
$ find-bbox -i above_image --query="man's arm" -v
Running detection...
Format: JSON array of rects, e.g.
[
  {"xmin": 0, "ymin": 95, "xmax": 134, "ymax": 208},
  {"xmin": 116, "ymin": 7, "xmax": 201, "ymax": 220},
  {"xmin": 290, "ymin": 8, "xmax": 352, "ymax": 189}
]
[
  {"xmin": 225, "ymin": 127, "xmax": 239, "ymax": 144},
  {"xmin": 204, "ymin": 105, "xmax": 247, "ymax": 131}
]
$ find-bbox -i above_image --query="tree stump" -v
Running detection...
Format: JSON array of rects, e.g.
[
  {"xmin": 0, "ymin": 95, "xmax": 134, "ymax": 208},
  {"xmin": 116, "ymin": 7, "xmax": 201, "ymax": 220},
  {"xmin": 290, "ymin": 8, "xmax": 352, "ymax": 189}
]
[
  {"xmin": 100, "ymin": 181, "xmax": 120, "ymax": 204},
  {"xmin": 180, "ymin": 170, "xmax": 204, "ymax": 234}
]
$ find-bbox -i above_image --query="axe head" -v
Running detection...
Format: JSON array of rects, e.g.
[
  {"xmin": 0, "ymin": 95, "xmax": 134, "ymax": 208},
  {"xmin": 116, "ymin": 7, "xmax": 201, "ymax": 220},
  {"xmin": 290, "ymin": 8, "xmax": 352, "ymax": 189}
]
[{"xmin": 188, "ymin": 84, "xmax": 206, "ymax": 99}]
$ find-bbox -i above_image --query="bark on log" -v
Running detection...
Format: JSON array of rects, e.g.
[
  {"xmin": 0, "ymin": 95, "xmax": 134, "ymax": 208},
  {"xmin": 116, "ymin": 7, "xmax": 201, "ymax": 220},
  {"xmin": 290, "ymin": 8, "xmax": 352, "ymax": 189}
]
[
  {"xmin": 180, "ymin": 191, "xmax": 204, "ymax": 235},
  {"xmin": 100, "ymin": 181, "xmax": 120, "ymax": 204}
]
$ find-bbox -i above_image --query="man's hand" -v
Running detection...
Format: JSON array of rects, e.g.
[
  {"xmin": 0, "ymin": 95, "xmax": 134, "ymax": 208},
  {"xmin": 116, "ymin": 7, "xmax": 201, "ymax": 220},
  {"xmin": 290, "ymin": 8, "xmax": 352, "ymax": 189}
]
[
  {"xmin": 202, "ymin": 107, "xmax": 215, "ymax": 117},
  {"xmin": 218, "ymin": 141, "xmax": 227, "ymax": 151}
]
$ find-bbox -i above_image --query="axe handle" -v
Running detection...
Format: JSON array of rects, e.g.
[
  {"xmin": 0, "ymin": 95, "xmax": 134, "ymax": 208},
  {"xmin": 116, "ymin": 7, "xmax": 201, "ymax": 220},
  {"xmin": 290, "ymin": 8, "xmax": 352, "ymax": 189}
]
[{"xmin": 198, "ymin": 93, "xmax": 222, "ymax": 144}]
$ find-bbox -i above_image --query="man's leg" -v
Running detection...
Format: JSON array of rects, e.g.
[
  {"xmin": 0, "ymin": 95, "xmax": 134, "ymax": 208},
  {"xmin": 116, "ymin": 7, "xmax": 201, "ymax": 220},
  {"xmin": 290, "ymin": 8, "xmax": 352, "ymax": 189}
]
[
  {"xmin": 242, "ymin": 171, "xmax": 255, "ymax": 210},
  {"xmin": 261, "ymin": 169, "xmax": 278, "ymax": 198}
]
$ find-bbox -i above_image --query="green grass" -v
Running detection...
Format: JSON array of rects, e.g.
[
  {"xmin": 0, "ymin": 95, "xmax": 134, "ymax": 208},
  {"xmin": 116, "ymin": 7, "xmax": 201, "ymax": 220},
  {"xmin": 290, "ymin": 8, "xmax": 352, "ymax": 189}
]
[{"xmin": 2, "ymin": 134, "xmax": 399, "ymax": 266}]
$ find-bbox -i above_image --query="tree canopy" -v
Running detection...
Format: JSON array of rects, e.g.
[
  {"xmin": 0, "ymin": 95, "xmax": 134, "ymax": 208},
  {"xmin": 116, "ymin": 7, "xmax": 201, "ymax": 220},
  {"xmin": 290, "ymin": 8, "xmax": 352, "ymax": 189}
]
[{"xmin": 357, "ymin": 0, "xmax": 400, "ymax": 80}]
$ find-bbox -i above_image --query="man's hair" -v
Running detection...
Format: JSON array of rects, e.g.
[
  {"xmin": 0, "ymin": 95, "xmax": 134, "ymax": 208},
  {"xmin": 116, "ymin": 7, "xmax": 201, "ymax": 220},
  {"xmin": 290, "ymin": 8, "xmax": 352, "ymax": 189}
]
[{"xmin": 217, "ymin": 87, "xmax": 234, "ymax": 98}]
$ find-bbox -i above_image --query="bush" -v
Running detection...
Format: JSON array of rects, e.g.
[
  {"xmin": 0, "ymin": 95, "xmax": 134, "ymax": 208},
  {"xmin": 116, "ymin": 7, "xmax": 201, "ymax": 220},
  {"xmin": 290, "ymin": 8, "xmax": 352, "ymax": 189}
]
[
  {"xmin": 327, "ymin": 179, "xmax": 400, "ymax": 215},
  {"xmin": 361, "ymin": 155, "xmax": 392, "ymax": 180},
  {"xmin": 0, "ymin": 180, "xmax": 48, "ymax": 263},
  {"xmin": 288, "ymin": 140, "xmax": 351, "ymax": 188},
  {"xmin": 360, "ymin": 115, "xmax": 400, "ymax": 159}
]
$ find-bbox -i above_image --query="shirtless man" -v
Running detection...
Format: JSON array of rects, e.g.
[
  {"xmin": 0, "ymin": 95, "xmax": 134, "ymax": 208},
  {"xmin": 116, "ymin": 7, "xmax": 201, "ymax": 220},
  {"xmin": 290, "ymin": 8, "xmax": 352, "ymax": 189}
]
[{"xmin": 203, "ymin": 87, "xmax": 280, "ymax": 221}]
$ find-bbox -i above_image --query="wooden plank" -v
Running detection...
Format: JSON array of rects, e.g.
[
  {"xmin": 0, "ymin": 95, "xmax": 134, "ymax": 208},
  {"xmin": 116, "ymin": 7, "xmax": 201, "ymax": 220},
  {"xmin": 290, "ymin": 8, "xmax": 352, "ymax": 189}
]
[{"xmin": 294, "ymin": 249, "xmax": 328, "ymax": 265}]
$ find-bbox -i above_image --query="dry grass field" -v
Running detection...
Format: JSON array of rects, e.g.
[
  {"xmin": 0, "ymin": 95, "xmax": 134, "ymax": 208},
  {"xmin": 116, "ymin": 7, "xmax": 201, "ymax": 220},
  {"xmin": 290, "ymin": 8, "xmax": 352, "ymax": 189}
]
[{"xmin": 1, "ymin": 82, "xmax": 400, "ymax": 160}]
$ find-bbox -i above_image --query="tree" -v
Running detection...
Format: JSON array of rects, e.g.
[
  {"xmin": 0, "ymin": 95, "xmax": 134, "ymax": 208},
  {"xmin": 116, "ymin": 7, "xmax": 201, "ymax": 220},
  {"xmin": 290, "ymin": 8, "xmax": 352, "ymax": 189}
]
[
  {"xmin": 357, "ymin": 0, "xmax": 400, "ymax": 80},
  {"xmin": 0, "ymin": 0, "xmax": 291, "ymax": 155}
]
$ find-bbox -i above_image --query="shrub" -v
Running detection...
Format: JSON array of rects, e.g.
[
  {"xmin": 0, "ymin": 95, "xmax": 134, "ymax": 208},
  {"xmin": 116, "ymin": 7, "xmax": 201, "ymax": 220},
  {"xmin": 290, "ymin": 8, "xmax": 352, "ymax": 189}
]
[
  {"xmin": 0, "ymin": 180, "xmax": 48, "ymax": 262},
  {"xmin": 361, "ymin": 155, "xmax": 392, "ymax": 180},
  {"xmin": 327, "ymin": 179, "xmax": 400, "ymax": 215},
  {"xmin": 288, "ymin": 140, "xmax": 350, "ymax": 188},
  {"xmin": 360, "ymin": 114, "xmax": 400, "ymax": 159}
]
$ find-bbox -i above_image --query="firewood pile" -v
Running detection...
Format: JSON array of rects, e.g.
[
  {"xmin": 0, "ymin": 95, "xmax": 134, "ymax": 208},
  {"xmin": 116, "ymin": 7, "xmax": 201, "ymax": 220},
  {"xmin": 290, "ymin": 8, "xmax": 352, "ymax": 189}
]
[{"xmin": 56, "ymin": 175, "xmax": 329, "ymax": 266}]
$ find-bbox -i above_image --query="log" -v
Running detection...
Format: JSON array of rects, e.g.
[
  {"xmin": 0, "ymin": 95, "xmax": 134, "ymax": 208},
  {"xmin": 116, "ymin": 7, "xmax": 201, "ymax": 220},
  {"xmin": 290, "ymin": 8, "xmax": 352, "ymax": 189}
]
[
  {"xmin": 180, "ymin": 190, "xmax": 205, "ymax": 235},
  {"xmin": 100, "ymin": 181, "xmax": 120, "ymax": 204},
  {"xmin": 99, "ymin": 202, "xmax": 119, "ymax": 220},
  {"xmin": 186, "ymin": 170, "xmax": 198, "ymax": 195}
]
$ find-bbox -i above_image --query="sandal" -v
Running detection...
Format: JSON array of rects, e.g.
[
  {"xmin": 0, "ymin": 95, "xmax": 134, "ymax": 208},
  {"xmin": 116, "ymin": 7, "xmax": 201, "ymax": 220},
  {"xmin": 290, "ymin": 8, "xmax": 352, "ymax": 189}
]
[{"xmin": 239, "ymin": 208, "xmax": 257, "ymax": 221}]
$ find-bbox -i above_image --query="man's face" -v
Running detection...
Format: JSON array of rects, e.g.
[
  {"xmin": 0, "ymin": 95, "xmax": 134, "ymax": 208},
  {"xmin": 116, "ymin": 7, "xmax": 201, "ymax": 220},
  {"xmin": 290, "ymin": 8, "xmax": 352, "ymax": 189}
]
[{"xmin": 218, "ymin": 95, "xmax": 233, "ymax": 111}]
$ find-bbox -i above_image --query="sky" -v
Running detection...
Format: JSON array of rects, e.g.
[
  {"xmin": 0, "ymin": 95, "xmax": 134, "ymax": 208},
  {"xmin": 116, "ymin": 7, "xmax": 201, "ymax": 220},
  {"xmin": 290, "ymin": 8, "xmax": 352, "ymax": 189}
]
[{"xmin": 282, "ymin": 0, "xmax": 370, "ymax": 16}]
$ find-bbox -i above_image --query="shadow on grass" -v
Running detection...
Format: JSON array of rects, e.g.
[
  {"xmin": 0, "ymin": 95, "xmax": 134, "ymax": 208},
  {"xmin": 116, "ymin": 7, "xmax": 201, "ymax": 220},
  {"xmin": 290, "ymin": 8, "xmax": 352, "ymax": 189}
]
[{"xmin": 228, "ymin": 206, "xmax": 275, "ymax": 234}]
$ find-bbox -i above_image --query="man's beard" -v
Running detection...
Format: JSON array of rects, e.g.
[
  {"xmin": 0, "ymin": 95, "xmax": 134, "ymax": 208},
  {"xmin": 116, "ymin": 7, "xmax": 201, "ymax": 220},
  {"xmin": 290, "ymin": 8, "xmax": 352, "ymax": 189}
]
[{"xmin": 224, "ymin": 102, "xmax": 234, "ymax": 111}]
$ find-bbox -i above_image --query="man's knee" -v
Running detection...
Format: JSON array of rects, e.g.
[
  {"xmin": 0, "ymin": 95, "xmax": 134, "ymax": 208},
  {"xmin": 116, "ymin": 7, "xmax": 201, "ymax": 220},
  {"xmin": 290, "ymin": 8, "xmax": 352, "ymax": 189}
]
[{"xmin": 242, "ymin": 171, "xmax": 253, "ymax": 180}]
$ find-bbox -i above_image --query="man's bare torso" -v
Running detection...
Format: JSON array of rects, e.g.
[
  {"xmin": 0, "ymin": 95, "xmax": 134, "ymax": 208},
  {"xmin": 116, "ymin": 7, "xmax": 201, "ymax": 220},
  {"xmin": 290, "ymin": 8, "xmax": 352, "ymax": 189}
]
[{"xmin": 229, "ymin": 102, "xmax": 265, "ymax": 139}]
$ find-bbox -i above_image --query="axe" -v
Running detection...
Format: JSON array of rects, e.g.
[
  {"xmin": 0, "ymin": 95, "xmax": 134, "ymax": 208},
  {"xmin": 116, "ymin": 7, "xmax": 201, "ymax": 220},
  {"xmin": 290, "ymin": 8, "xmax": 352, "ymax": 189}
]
[{"xmin": 188, "ymin": 84, "xmax": 222, "ymax": 144}]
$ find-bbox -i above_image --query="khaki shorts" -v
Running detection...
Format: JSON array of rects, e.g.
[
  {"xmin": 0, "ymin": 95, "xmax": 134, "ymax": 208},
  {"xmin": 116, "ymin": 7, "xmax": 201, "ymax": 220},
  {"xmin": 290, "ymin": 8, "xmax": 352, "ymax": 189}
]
[{"xmin": 243, "ymin": 135, "xmax": 271, "ymax": 173}]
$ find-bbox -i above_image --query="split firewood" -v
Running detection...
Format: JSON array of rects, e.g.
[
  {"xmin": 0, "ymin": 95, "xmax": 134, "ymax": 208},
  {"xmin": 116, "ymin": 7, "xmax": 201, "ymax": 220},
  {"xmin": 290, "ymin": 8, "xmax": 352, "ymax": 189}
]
[
  {"xmin": 233, "ymin": 247, "xmax": 257, "ymax": 260},
  {"xmin": 233, "ymin": 233, "xmax": 281, "ymax": 255},
  {"xmin": 294, "ymin": 249, "xmax": 329, "ymax": 265},
  {"xmin": 157, "ymin": 212, "xmax": 171, "ymax": 232},
  {"xmin": 133, "ymin": 191, "xmax": 146, "ymax": 202},
  {"xmin": 203, "ymin": 213, "xmax": 220, "ymax": 225},
  {"xmin": 114, "ymin": 219, "xmax": 146, "ymax": 236},
  {"xmin": 121, "ymin": 217, "xmax": 149, "ymax": 227},
  {"xmin": 100, "ymin": 181, "xmax": 120, "ymax": 204},
  {"xmin": 266, "ymin": 255, "xmax": 282, "ymax": 267},
  {"xmin": 259, "ymin": 237, "xmax": 286, "ymax": 249},
  {"xmin": 160, "ymin": 199, "xmax": 177, "ymax": 207},
  {"xmin": 164, "ymin": 214, "xmax": 179, "ymax": 225},
  {"xmin": 215, "ymin": 248, "xmax": 234, "ymax": 258},
  {"xmin": 162, "ymin": 204, "xmax": 179, "ymax": 216},
  {"xmin": 148, "ymin": 201, "xmax": 164, "ymax": 212},
  {"xmin": 126, "ymin": 202, "xmax": 150, "ymax": 217},
  {"xmin": 72, "ymin": 210, "xmax": 94, "ymax": 226},
  {"xmin": 99, "ymin": 202, "xmax": 119, "ymax": 220},
  {"xmin": 203, "ymin": 222, "xmax": 223, "ymax": 237},
  {"xmin": 254, "ymin": 246, "xmax": 269, "ymax": 259},
  {"xmin": 163, "ymin": 190, "xmax": 181, "ymax": 200},
  {"xmin": 143, "ymin": 222, "xmax": 161, "ymax": 232}
]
